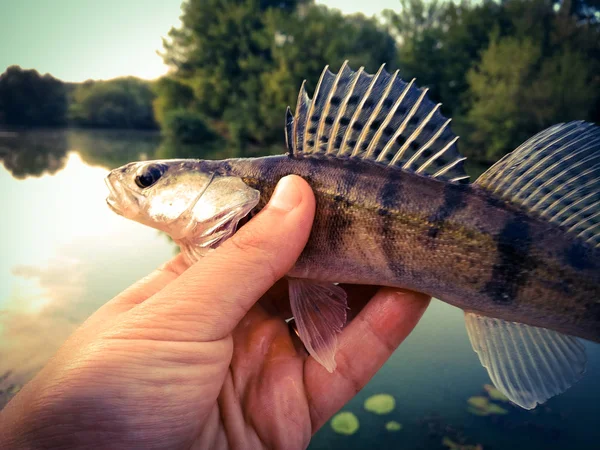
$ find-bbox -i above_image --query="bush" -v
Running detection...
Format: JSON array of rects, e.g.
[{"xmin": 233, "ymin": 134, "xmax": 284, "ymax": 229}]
[
  {"xmin": 69, "ymin": 78, "xmax": 157, "ymax": 129},
  {"xmin": 162, "ymin": 109, "xmax": 219, "ymax": 144}
]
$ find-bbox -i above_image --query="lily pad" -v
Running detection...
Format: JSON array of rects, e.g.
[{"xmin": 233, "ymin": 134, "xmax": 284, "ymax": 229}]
[
  {"xmin": 467, "ymin": 395, "xmax": 508, "ymax": 416},
  {"xmin": 467, "ymin": 407, "xmax": 489, "ymax": 416},
  {"xmin": 486, "ymin": 403, "xmax": 508, "ymax": 415},
  {"xmin": 484, "ymin": 384, "xmax": 509, "ymax": 402},
  {"xmin": 467, "ymin": 396, "xmax": 489, "ymax": 409},
  {"xmin": 443, "ymin": 437, "xmax": 484, "ymax": 450},
  {"xmin": 364, "ymin": 394, "xmax": 396, "ymax": 414},
  {"xmin": 331, "ymin": 411, "xmax": 359, "ymax": 435},
  {"xmin": 443, "ymin": 437, "xmax": 459, "ymax": 450},
  {"xmin": 385, "ymin": 420, "xmax": 403, "ymax": 431}
]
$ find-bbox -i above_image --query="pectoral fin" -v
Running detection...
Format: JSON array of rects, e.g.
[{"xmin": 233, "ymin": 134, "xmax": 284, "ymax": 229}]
[
  {"xmin": 465, "ymin": 312, "xmax": 587, "ymax": 409},
  {"xmin": 288, "ymin": 278, "xmax": 348, "ymax": 372}
]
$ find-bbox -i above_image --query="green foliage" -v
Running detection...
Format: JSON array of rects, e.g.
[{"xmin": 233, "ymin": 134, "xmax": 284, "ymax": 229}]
[
  {"xmin": 258, "ymin": 5, "xmax": 395, "ymax": 144},
  {"xmin": 383, "ymin": 0, "xmax": 506, "ymax": 117},
  {"xmin": 152, "ymin": 77, "xmax": 194, "ymax": 127},
  {"xmin": 0, "ymin": 67, "xmax": 158, "ymax": 130},
  {"xmin": 0, "ymin": 66, "xmax": 68, "ymax": 127},
  {"xmin": 384, "ymin": 0, "xmax": 599, "ymax": 162},
  {"xmin": 160, "ymin": 0, "xmax": 395, "ymax": 152},
  {"xmin": 464, "ymin": 34, "xmax": 541, "ymax": 161},
  {"xmin": 162, "ymin": 109, "xmax": 219, "ymax": 144},
  {"xmin": 462, "ymin": 2, "xmax": 600, "ymax": 162},
  {"xmin": 69, "ymin": 78, "xmax": 157, "ymax": 129}
]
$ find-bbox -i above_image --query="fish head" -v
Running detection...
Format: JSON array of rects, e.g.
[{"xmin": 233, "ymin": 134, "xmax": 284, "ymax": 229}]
[{"xmin": 105, "ymin": 159, "xmax": 260, "ymax": 263}]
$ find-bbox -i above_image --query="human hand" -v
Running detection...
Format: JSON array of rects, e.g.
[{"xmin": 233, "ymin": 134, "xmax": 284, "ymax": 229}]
[{"xmin": 0, "ymin": 175, "xmax": 430, "ymax": 450}]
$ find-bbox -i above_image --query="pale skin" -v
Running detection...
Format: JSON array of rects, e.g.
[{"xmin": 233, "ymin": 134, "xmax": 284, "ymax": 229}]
[{"xmin": 0, "ymin": 175, "xmax": 430, "ymax": 450}]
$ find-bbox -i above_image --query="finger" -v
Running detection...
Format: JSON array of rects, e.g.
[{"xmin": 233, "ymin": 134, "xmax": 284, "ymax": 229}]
[
  {"xmin": 112, "ymin": 254, "xmax": 190, "ymax": 307},
  {"xmin": 128, "ymin": 175, "xmax": 316, "ymax": 342},
  {"xmin": 75, "ymin": 254, "xmax": 190, "ymax": 332},
  {"xmin": 230, "ymin": 304, "xmax": 299, "ymax": 377},
  {"xmin": 305, "ymin": 288, "xmax": 430, "ymax": 431}
]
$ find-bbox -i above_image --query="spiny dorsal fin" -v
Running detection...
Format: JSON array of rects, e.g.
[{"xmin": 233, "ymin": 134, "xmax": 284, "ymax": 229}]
[
  {"xmin": 465, "ymin": 313, "xmax": 587, "ymax": 409},
  {"xmin": 285, "ymin": 62, "xmax": 469, "ymax": 183},
  {"xmin": 476, "ymin": 122, "xmax": 600, "ymax": 247}
]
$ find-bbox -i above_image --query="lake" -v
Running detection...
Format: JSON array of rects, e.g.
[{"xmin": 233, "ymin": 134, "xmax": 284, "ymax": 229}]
[{"xmin": 1, "ymin": 129, "xmax": 599, "ymax": 450}]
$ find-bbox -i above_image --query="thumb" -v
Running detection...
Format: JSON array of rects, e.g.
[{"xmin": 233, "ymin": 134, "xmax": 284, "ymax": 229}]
[{"xmin": 128, "ymin": 175, "xmax": 316, "ymax": 342}]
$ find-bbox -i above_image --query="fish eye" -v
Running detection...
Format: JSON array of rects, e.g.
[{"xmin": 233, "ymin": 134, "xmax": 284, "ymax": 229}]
[{"xmin": 134, "ymin": 163, "xmax": 167, "ymax": 189}]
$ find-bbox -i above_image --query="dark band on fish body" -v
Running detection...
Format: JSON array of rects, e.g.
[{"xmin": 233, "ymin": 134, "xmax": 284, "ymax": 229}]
[
  {"xmin": 483, "ymin": 193, "xmax": 509, "ymax": 210},
  {"xmin": 564, "ymin": 240, "xmax": 597, "ymax": 271},
  {"xmin": 379, "ymin": 171, "xmax": 405, "ymax": 278},
  {"xmin": 299, "ymin": 157, "xmax": 321, "ymax": 184},
  {"xmin": 586, "ymin": 301, "xmax": 600, "ymax": 323},
  {"xmin": 483, "ymin": 216, "xmax": 534, "ymax": 305},
  {"xmin": 325, "ymin": 166, "xmax": 358, "ymax": 254},
  {"xmin": 425, "ymin": 184, "xmax": 468, "ymax": 242}
]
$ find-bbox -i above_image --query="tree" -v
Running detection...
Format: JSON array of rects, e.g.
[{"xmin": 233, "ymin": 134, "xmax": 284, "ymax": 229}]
[
  {"xmin": 152, "ymin": 76, "xmax": 194, "ymax": 127},
  {"xmin": 464, "ymin": 34, "xmax": 542, "ymax": 161},
  {"xmin": 462, "ymin": 0, "xmax": 600, "ymax": 161},
  {"xmin": 162, "ymin": 0, "xmax": 302, "ymax": 149},
  {"xmin": 383, "ymin": 0, "xmax": 506, "ymax": 116},
  {"xmin": 69, "ymin": 78, "xmax": 157, "ymax": 129},
  {"xmin": 0, "ymin": 66, "xmax": 68, "ymax": 127},
  {"xmin": 159, "ymin": 0, "xmax": 396, "ymax": 151},
  {"xmin": 257, "ymin": 5, "xmax": 397, "ymax": 145}
]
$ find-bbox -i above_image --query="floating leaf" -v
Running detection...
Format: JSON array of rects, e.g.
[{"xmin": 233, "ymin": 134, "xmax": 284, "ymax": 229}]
[
  {"xmin": 467, "ymin": 396, "xmax": 489, "ymax": 409},
  {"xmin": 331, "ymin": 411, "xmax": 359, "ymax": 435},
  {"xmin": 443, "ymin": 437, "xmax": 485, "ymax": 450},
  {"xmin": 484, "ymin": 384, "xmax": 509, "ymax": 402},
  {"xmin": 385, "ymin": 420, "xmax": 403, "ymax": 431},
  {"xmin": 467, "ymin": 407, "xmax": 489, "ymax": 416},
  {"xmin": 486, "ymin": 403, "xmax": 508, "ymax": 415},
  {"xmin": 467, "ymin": 394, "xmax": 508, "ymax": 416},
  {"xmin": 364, "ymin": 394, "xmax": 396, "ymax": 414}
]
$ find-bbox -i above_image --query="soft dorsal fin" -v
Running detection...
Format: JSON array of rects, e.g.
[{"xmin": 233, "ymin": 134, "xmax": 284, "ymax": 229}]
[
  {"xmin": 476, "ymin": 122, "xmax": 600, "ymax": 247},
  {"xmin": 285, "ymin": 62, "xmax": 469, "ymax": 183}
]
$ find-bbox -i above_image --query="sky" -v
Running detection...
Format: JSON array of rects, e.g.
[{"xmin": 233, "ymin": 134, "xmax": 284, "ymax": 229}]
[{"xmin": 0, "ymin": 0, "xmax": 400, "ymax": 82}]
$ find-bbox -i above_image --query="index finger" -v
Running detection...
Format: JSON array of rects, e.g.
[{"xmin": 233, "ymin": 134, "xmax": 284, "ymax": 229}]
[{"xmin": 79, "ymin": 254, "xmax": 190, "ymax": 331}]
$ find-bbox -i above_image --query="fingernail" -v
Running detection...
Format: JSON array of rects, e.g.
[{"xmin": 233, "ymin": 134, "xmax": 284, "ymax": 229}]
[{"xmin": 269, "ymin": 176, "xmax": 302, "ymax": 212}]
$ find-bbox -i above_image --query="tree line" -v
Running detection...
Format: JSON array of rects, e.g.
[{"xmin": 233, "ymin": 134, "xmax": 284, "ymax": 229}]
[
  {"xmin": 0, "ymin": 66, "xmax": 157, "ymax": 130},
  {"xmin": 1, "ymin": 0, "xmax": 598, "ymax": 163}
]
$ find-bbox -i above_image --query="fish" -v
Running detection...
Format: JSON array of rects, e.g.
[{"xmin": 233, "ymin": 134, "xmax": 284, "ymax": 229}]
[{"xmin": 105, "ymin": 62, "xmax": 600, "ymax": 410}]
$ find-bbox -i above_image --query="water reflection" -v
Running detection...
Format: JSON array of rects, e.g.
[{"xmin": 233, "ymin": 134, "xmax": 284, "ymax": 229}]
[
  {"xmin": 9, "ymin": 256, "xmax": 85, "ymax": 313},
  {"xmin": 0, "ymin": 129, "xmax": 69, "ymax": 178},
  {"xmin": 0, "ymin": 149, "xmax": 174, "ymax": 407},
  {"xmin": 0, "ymin": 127, "xmax": 287, "ymax": 184},
  {"xmin": 0, "ymin": 128, "xmax": 161, "ymax": 179}
]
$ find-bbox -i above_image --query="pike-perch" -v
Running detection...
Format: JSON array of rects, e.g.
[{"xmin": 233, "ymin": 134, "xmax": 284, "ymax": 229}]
[{"xmin": 105, "ymin": 63, "xmax": 600, "ymax": 410}]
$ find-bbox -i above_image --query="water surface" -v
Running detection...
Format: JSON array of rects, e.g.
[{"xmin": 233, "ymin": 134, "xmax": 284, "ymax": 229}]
[{"xmin": 1, "ymin": 129, "xmax": 598, "ymax": 450}]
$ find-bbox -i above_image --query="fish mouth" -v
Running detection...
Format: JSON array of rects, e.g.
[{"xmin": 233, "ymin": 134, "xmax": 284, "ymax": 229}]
[{"xmin": 105, "ymin": 174, "xmax": 123, "ymax": 215}]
